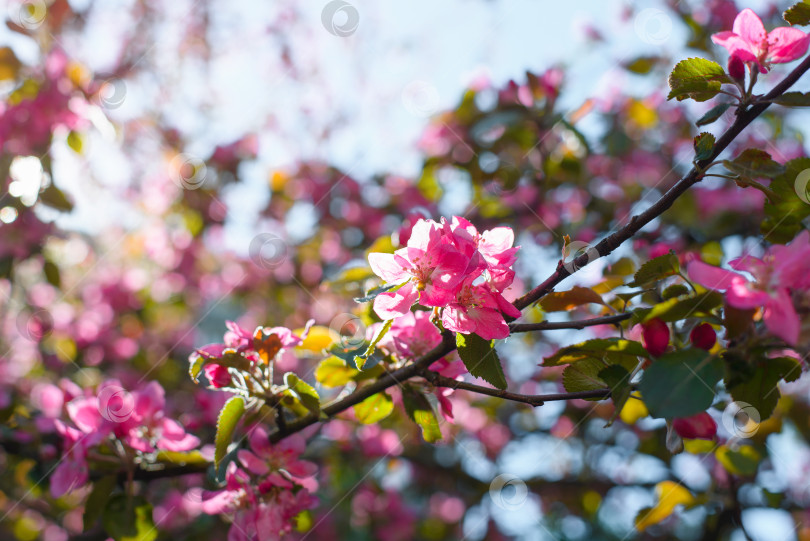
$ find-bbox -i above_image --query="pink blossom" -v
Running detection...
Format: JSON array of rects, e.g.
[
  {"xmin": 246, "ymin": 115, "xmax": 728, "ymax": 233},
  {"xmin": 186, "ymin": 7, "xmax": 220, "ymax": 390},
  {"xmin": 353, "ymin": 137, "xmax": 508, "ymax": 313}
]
[
  {"xmin": 389, "ymin": 311, "xmax": 442, "ymax": 358},
  {"xmin": 712, "ymin": 8, "xmax": 810, "ymax": 73},
  {"xmin": 237, "ymin": 427, "xmax": 317, "ymax": 487},
  {"xmin": 687, "ymin": 231, "xmax": 810, "ymax": 345},
  {"xmin": 50, "ymin": 421, "xmax": 90, "ymax": 498},
  {"xmin": 369, "ymin": 219, "xmax": 469, "ymax": 319},
  {"xmin": 201, "ymin": 430, "xmax": 318, "ymax": 540},
  {"xmin": 368, "ymin": 216, "xmax": 521, "ymax": 341},
  {"xmin": 204, "ymin": 363, "xmax": 232, "ymax": 388},
  {"xmin": 441, "ymin": 276, "xmax": 521, "ymax": 340},
  {"xmin": 110, "ymin": 381, "xmax": 199, "ymax": 453}
]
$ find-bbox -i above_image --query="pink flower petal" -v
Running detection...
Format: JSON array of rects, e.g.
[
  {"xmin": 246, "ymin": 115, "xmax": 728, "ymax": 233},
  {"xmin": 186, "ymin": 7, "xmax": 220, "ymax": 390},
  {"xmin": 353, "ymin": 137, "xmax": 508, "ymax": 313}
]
[
  {"xmin": 286, "ymin": 459, "xmax": 317, "ymax": 478},
  {"xmin": 134, "ymin": 381, "xmax": 165, "ymax": 419},
  {"xmin": 442, "ymin": 306, "xmax": 477, "ymax": 335},
  {"xmin": 157, "ymin": 432, "xmax": 200, "ymax": 452},
  {"xmin": 711, "ymin": 33, "xmax": 758, "ymax": 63},
  {"xmin": 248, "ymin": 426, "xmax": 272, "ymax": 457},
  {"xmin": 50, "ymin": 457, "xmax": 88, "ymax": 498},
  {"xmin": 726, "ymin": 279, "xmax": 771, "ymax": 309},
  {"xmin": 763, "ymin": 289, "xmax": 801, "ymax": 345},
  {"xmin": 466, "ymin": 307, "xmax": 510, "ymax": 340},
  {"xmin": 419, "ymin": 284, "xmax": 457, "ymax": 307},
  {"xmin": 238, "ymin": 450, "xmax": 270, "ymax": 475},
  {"xmin": 201, "ymin": 490, "xmax": 237, "ymax": 515},
  {"xmin": 733, "ymin": 8, "xmax": 766, "ymax": 48},
  {"xmin": 495, "ymin": 291, "xmax": 521, "ymax": 319},
  {"xmin": 767, "ymin": 27, "xmax": 810, "ymax": 64},
  {"xmin": 368, "ymin": 252, "xmax": 409, "ymax": 283},
  {"xmin": 373, "ymin": 282, "xmax": 418, "ymax": 319},
  {"xmin": 687, "ymin": 260, "xmax": 742, "ymax": 290}
]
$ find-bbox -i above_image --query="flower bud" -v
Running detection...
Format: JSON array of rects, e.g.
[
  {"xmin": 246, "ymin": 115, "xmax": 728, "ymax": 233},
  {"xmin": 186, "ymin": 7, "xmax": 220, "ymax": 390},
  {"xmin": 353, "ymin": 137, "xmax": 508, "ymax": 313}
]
[
  {"xmin": 204, "ymin": 364, "xmax": 231, "ymax": 388},
  {"xmin": 642, "ymin": 318, "xmax": 670, "ymax": 357},
  {"xmin": 672, "ymin": 411, "xmax": 717, "ymax": 440},
  {"xmin": 728, "ymin": 55, "xmax": 746, "ymax": 84},
  {"xmin": 690, "ymin": 323, "xmax": 717, "ymax": 351}
]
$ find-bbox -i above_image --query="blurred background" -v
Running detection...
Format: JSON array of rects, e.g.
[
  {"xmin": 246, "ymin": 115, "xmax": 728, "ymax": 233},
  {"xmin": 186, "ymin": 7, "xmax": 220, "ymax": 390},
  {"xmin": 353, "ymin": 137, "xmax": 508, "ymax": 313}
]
[{"xmin": 2, "ymin": 0, "xmax": 810, "ymax": 539}]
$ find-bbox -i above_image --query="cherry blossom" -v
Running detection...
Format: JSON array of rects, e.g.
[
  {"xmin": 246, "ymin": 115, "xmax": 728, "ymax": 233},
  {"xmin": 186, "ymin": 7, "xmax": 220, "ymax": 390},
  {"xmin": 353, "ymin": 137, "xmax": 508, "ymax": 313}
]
[
  {"xmin": 712, "ymin": 8, "xmax": 810, "ymax": 73},
  {"xmin": 687, "ymin": 231, "xmax": 810, "ymax": 345}
]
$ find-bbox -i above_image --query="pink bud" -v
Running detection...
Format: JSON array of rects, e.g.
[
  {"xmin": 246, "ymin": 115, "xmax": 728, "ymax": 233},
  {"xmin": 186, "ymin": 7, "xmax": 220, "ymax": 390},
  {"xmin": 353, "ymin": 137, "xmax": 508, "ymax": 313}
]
[
  {"xmin": 672, "ymin": 412, "xmax": 717, "ymax": 440},
  {"xmin": 204, "ymin": 364, "xmax": 231, "ymax": 388},
  {"xmin": 690, "ymin": 323, "xmax": 717, "ymax": 351},
  {"xmin": 728, "ymin": 55, "xmax": 746, "ymax": 83},
  {"xmin": 641, "ymin": 318, "xmax": 670, "ymax": 357}
]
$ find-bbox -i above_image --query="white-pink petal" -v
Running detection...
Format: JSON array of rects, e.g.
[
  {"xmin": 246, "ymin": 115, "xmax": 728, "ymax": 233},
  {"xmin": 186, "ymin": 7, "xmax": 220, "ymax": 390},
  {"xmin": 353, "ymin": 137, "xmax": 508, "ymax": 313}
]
[
  {"xmin": 733, "ymin": 8, "xmax": 766, "ymax": 49},
  {"xmin": 368, "ymin": 252, "xmax": 409, "ymax": 283}
]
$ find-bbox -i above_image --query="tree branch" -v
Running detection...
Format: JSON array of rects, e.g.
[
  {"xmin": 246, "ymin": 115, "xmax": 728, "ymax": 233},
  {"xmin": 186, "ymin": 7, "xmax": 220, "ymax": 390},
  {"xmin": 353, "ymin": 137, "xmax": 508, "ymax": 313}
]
[
  {"xmin": 420, "ymin": 369, "xmax": 611, "ymax": 405},
  {"xmin": 509, "ymin": 313, "xmax": 631, "ymax": 333},
  {"xmin": 513, "ymin": 52, "xmax": 810, "ymax": 311},
  {"xmin": 269, "ymin": 53, "xmax": 810, "ymax": 444}
]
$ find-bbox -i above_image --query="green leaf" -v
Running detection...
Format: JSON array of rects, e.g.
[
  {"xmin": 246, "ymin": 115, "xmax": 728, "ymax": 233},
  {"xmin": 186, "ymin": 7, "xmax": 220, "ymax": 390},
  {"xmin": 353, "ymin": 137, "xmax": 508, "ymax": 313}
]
[
  {"xmin": 315, "ymin": 356, "xmax": 360, "ymax": 387},
  {"xmin": 696, "ymin": 103, "xmax": 732, "ymax": 126},
  {"xmin": 353, "ymin": 392, "xmax": 394, "ymax": 424},
  {"xmin": 43, "ymin": 259, "xmax": 60, "ymax": 287},
  {"xmin": 728, "ymin": 357, "xmax": 802, "ymax": 420},
  {"xmin": 355, "ymin": 318, "xmax": 392, "ymax": 370},
  {"xmin": 599, "ymin": 364, "xmax": 633, "ymax": 425},
  {"xmin": 638, "ymin": 349, "xmax": 723, "ymax": 419},
  {"xmin": 693, "ymin": 132, "xmax": 716, "ymax": 161},
  {"xmin": 402, "ymin": 388, "xmax": 442, "ymax": 443},
  {"xmin": 623, "ymin": 56, "xmax": 664, "ymax": 74},
  {"xmin": 716, "ymin": 444, "xmax": 761, "ymax": 476},
  {"xmin": 83, "ymin": 476, "xmax": 117, "ymax": 532},
  {"xmin": 544, "ymin": 338, "xmax": 648, "ymax": 367},
  {"xmin": 540, "ymin": 286, "xmax": 605, "ymax": 312},
  {"xmin": 189, "ymin": 356, "xmax": 205, "ymax": 383},
  {"xmin": 762, "ymin": 158, "xmax": 810, "ymax": 242},
  {"xmin": 562, "ymin": 359, "xmax": 610, "ymax": 397},
  {"xmin": 456, "ymin": 333, "xmax": 507, "ymax": 390},
  {"xmin": 353, "ymin": 282, "xmax": 399, "ymax": 303},
  {"xmin": 772, "ymin": 91, "xmax": 810, "ymax": 106},
  {"xmin": 661, "ymin": 284, "xmax": 690, "ymax": 300},
  {"xmin": 155, "ymin": 450, "xmax": 209, "ymax": 466},
  {"xmin": 38, "ymin": 184, "xmax": 74, "ymax": 212},
  {"xmin": 638, "ymin": 291, "xmax": 724, "ymax": 323},
  {"xmin": 784, "ymin": 2, "xmax": 810, "ymax": 25},
  {"xmin": 283, "ymin": 373, "xmax": 320, "ymax": 413},
  {"xmin": 101, "ymin": 494, "xmax": 157, "ymax": 541},
  {"xmin": 629, "ymin": 253, "xmax": 680, "ymax": 287},
  {"xmin": 667, "ymin": 57, "xmax": 731, "ymax": 102},
  {"xmin": 215, "ymin": 396, "xmax": 245, "ymax": 469},
  {"xmin": 723, "ymin": 149, "xmax": 786, "ymax": 179}
]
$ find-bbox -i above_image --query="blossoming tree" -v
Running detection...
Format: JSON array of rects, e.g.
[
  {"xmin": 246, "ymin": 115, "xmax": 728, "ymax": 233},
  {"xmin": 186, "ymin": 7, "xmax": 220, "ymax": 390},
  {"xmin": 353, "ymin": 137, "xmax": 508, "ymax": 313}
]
[{"xmin": 2, "ymin": 1, "xmax": 810, "ymax": 540}]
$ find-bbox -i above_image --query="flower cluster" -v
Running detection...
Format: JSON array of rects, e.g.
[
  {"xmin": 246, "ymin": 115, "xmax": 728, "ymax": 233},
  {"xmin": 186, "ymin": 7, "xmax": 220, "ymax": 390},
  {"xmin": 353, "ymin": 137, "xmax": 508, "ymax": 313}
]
[
  {"xmin": 50, "ymin": 380, "xmax": 199, "ymax": 498},
  {"xmin": 712, "ymin": 8, "xmax": 810, "ymax": 74},
  {"xmin": 201, "ymin": 427, "xmax": 317, "ymax": 540},
  {"xmin": 688, "ymin": 230, "xmax": 810, "ymax": 345},
  {"xmin": 368, "ymin": 217, "xmax": 520, "ymax": 339},
  {"xmin": 191, "ymin": 321, "xmax": 309, "ymax": 390}
]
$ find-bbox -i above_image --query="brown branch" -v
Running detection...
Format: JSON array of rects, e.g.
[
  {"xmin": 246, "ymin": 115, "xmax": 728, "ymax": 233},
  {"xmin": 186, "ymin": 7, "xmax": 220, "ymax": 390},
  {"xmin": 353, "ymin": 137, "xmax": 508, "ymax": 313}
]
[
  {"xmin": 421, "ymin": 369, "xmax": 611, "ymax": 405},
  {"xmin": 513, "ymin": 53, "xmax": 810, "ymax": 311},
  {"xmin": 267, "ymin": 53, "xmax": 810, "ymax": 444},
  {"xmin": 509, "ymin": 313, "xmax": 631, "ymax": 333}
]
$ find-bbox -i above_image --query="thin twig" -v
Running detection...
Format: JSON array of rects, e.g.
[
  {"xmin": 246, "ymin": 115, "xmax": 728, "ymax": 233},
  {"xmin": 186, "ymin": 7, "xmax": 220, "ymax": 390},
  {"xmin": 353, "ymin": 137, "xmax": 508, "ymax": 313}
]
[{"xmin": 509, "ymin": 313, "xmax": 631, "ymax": 333}]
